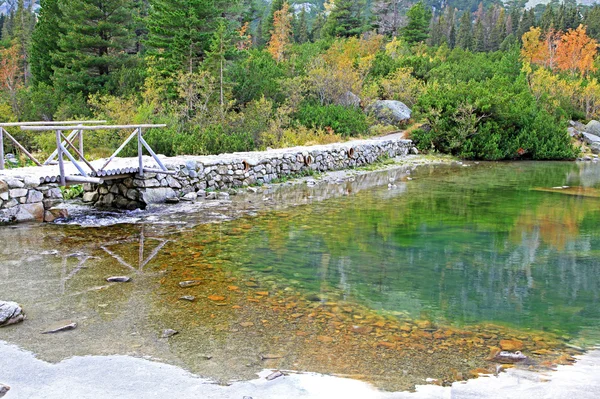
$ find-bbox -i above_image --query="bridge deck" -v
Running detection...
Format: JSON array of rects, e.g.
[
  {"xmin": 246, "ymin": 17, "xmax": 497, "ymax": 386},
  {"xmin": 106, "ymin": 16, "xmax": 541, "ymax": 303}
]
[{"xmin": 0, "ymin": 135, "xmax": 411, "ymax": 184}]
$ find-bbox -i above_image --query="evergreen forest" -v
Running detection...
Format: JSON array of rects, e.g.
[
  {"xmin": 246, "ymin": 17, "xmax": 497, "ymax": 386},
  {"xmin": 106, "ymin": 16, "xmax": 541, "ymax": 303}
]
[{"xmin": 0, "ymin": 0, "xmax": 598, "ymax": 160}]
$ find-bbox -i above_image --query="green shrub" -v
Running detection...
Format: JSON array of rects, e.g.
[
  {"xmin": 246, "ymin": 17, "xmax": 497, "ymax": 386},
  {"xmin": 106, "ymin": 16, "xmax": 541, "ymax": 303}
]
[
  {"xmin": 411, "ymin": 75, "xmax": 577, "ymax": 160},
  {"xmin": 295, "ymin": 102, "xmax": 368, "ymax": 137}
]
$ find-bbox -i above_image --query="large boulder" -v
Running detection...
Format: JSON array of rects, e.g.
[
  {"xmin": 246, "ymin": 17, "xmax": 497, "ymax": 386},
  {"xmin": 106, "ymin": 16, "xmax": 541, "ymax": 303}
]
[
  {"xmin": 581, "ymin": 132, "xmax": 600, "ymax": 154},
  {"xmin": 339, "ymin": 91, "xmax": 361, "ymax": 108},
  {"xmin": 368, "ymin": 100, "xmax": 412, "ymax": 125},
  {"xmin": 0, "ymin": 301, "xmax": 24, "ymax": 327},
  {"xmin": 585, "ymin": 120, "xmax": 600, "ymax": 137}
]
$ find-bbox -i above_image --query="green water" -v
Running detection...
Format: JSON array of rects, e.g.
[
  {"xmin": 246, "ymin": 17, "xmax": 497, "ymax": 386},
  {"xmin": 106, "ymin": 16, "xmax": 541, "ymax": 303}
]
[
  {"xmin": 1, "ymin": 161, "xmax": 600, "ymax": 390},
  {"xmin": 198, "ymin": 162, "xmax": 600, "ymax": 342}
]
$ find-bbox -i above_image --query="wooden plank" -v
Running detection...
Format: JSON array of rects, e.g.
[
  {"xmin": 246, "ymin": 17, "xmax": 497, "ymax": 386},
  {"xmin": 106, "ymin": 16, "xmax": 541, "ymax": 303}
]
[
  {"xmin": 44, "ymin": 128, "xmax": 80, "ymax": 165},
  {"xmin": 3, "ymin": 130, "xmax": 42, "ymax": 166},
  {"xmin": 98, "ymin": 129, "xmax": 139, "ymax": 171},
  {"xmin": 21, "ymin": 124, "xmax": 166, "ymax": 131},
  {"xmin": 60, "ymin": 132, "xmax": 97, "ymax": 174},
  {"xmin": 139, "ymin": 135, "xmax": 168, "ymax": 171},
  {"xmin": 143, "ymin": 168, "xmax": 176, "ymax": 175},
  {"xmin": 56, "ymin": 130, "xmax": 66, "ymax": 186},
  {"xmin": 59, "ymin": 142, "xmax": 88, "ymax": 177},
  {"xmin": 138, "ymin": 128, "xmax": 144, "ymax": 177},
  {"xmin": 0, "ymin": 120, "xmax": 106, "ymax": 127},
  {"xmin": 65, "ymin": 176, "xmax": 103, "ymax": 184},
  {"xmin": 0, "ymin": 128, "xmax": 4, "ymax": 170}
]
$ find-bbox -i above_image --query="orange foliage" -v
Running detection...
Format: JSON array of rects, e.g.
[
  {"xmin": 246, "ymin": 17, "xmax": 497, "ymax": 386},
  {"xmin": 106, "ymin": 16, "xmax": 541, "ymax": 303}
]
[
  {"xmin": 555, "ymin": 25, "xmax": 598, "ymax": 76},
  {"xmin": 522, "ymin": 25, "xmax": 599, "ymax": 76},
  {"xmin": 236, "ymin": 22, "xmax": 252, "ymax": 51},
  {"xmin": 0, "ymin": 44, "xmax": 22, "ymax": 94},
  {"xmin": 267, "ymin": 2, "xmax": 292, "ymax": 63}
]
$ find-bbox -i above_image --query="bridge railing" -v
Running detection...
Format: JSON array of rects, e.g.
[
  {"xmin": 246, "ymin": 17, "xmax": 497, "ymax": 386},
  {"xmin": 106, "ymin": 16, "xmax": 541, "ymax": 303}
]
[
  {"xmin": 0, "ymin": 121, "xmax": 106, "ymax": 171},
  {"xmin": 19, "ymin": 124, "xmax": 170, "ymax": 186}
]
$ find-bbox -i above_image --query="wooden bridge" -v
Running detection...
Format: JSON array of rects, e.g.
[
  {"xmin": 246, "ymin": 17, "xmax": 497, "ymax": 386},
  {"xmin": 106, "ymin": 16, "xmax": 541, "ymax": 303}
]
[
  {"xmin": 1, "ymin": 121, "xmax": 414, "ymax": 223},
  {"xmin": 0, "ymin": 121, "xmax": 172, "ymax": 186}
]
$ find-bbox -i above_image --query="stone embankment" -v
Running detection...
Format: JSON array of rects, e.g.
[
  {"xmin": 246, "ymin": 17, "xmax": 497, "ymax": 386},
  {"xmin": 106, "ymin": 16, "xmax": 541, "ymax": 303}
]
[
  {"xmin": 0, "ymin": 176, "xmax": 66, "ymax": 224},
  {"xmin": 84, "ymin": 138, "xmax": 414, "ymax": 210},
  {"xmin": 0, "ymin": 137, "xmax": 414, "ymax": 223}
]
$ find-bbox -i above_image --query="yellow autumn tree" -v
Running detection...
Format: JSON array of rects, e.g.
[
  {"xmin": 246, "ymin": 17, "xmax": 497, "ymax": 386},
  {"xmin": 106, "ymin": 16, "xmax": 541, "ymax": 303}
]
[
  {"xmin": 521, "ymin": 27, "xmax": 549, "ymax": 66},
  {"xmin": 556, "ymin": 25, "xmax": 598, "ymax": 76},
  {"xmin": 267, "ymin": 2, "xmax": 292, "ymax": 63}
]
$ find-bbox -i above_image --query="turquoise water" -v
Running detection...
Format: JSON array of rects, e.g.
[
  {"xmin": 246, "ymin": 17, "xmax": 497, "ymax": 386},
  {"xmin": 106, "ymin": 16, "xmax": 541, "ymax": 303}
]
[{"xmin": 199, "ymin": 162, "xmax": 600, "ymax": 343}]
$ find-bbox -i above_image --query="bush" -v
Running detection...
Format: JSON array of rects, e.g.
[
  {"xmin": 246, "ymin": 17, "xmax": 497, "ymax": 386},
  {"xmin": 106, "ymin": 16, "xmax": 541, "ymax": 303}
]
[
  {"xmin": 295, "ymin": 102, "xmax": 369, "ymax": 137},
  {"xmin": 411, "ymin": 76, "xmax": 577, "ymax": 160}
]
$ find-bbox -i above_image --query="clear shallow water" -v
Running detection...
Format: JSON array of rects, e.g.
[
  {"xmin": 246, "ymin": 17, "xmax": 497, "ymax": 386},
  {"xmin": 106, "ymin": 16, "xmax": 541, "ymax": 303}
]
[
  {"xmin": 194, "ymin": 162, "xmax": 600, "ymax": 342},
  {"xmin": 1, "ymin": 161, "xmax": 599, "ymax": 391}
]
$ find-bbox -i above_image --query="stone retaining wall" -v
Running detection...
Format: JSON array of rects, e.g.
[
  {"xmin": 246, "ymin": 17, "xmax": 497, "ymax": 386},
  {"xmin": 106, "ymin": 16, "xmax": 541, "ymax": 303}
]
[
  {"xmin": 0, "ymin": 176, "xmax": 66, "ymax": 224},
  {"xmin": 1, "ymin": 138, "xmax": 414, "ymax": 222},
  {"xmin": 85, "ymin": 138, "xmax": 414, "ymax": 209}
]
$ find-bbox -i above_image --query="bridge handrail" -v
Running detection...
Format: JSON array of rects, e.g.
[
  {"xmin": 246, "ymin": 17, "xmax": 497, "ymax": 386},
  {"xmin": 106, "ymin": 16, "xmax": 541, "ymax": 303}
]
[
  {"xmin": 6, "ymin": 123, "xmax": 171, "ymax": 186},
  {"xmin": 20, "ymin": 124, "xmax": 167, "ymax": 131},
  {"xmin": 0, "ymin": 120, "xmax": 106, "ymax": 127}
]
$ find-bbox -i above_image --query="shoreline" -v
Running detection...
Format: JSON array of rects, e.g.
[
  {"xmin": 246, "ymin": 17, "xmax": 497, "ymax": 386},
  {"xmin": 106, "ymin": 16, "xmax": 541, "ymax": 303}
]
[{"xmin": 1, "ymin": 340, "xmax": 598, "ymax": 399}]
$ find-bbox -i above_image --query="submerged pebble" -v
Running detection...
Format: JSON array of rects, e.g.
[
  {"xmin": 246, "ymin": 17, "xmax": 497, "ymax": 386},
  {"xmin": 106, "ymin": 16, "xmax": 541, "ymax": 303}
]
[
  {"xmin": 106, "ymin": 276, "xmax": 131, "ymax": 283},
  {"xmin": 41, "ymin": 321, "xmax": 77, "ymax": 334},
  {"xmin": 161, "ymin": 329, "xmax": 179, "ymax": 338}
]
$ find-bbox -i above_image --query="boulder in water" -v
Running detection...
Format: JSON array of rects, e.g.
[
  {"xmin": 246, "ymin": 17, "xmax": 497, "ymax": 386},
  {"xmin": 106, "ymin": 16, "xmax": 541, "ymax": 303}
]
[
  {"xmin": 368, "ymin": 100, "xmax": 412, "ymax": 125},
  {"xmin": 0, "ymin": 301, "xmax": 24, "ymax": 327}
]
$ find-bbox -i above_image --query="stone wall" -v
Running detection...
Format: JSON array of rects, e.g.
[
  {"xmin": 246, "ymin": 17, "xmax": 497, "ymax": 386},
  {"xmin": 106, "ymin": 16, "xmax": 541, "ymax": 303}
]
[
  {"xmin": 85, "ymin": 138, "xmax": 414, "ymax": 209},
  {"xmin": 0, "ymin": 176, "xmax": 66, "ymax": 224}
]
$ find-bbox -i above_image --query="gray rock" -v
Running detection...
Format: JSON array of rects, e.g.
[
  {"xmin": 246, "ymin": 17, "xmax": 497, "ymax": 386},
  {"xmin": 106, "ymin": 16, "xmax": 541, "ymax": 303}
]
[
  {"xmin": 339, "ymin": 91, "xmax": 361, "ymax": 107},
  {"xmin": 0, "ymin": 383, "xmax": 9, "ymax": 398},
  {"xmin": 161, "ymin": 329, "xmax": 178, "ymax": 338},
  {"xmin": 182, "ymin": 192, "xmax": 197, "ymax": 201},
  {"xmin": 106, "ymin": 276, "xmax": 131, "ymax": 283},
  {"xmin": 368, "ymin": 100, "xmax": 412, "ymax": 125},
  {"xmin": 9, "ymin": 188, "xmax": 28, "ymax": 198},
  {"xmin": 140, "ymin": 187, "xmax": 176, "ymax": 204},
  {"xmin": 179, "ymin": 280, "xmax": 202, "ymax": 288},
  {"xmin": 165, "ymin": 197, "xmax": 180, "ymax": 204},
  {"xmin": 179, "ymin": 296, "xmax": 196, "ymax": 302},
  {"xmin": 82, "ymin": 192, "xmax": 99, "ymax": 203},
  {"xmin": 266, "ymin": 370, "xmax": 284, "ymax": 381},
  {"xmin": 218, "ymin": 192, "xmax": 230, "ymax": 200},
  {"xmin": 5, "ymin": 177, "xmax": 24, "ymax": 189},
  {"xmin": 0, "ymin": 301, "xmax": 24, "ymax": 327},
  {"xmin": 26, "ymin": 190, "xmax": 44, "ymax": 203},
  {"xmin": 585, "ymin": 120, "xmax": 600, "ymax": 137},
  {"xmin": 0, "ymin": 180, "xmax": 7, "ymax": 194}
]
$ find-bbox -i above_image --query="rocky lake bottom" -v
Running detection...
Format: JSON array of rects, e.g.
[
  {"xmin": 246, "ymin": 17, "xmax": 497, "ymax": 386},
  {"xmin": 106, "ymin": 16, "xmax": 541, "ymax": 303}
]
[{"xmin": 1, "ymin": 159, "xmax": 600, "ymax": 397}]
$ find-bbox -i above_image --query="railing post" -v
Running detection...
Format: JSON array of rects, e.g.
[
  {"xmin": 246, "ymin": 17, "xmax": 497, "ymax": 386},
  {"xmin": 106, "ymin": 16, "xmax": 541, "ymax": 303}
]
[
  {"xmin": 78, "ymin": 129, "xmax": 84, "ymax": 161},
  {"xmin": 0, "ymin": 128, "xmax": 4, "ymax": 170},
  {"xmin": 137, "ymin": 128, "xmax": 144, "ymax": 177},
  {"xmin": 56, "ymin": 129, "xmax": 66, "ymax": 186}
]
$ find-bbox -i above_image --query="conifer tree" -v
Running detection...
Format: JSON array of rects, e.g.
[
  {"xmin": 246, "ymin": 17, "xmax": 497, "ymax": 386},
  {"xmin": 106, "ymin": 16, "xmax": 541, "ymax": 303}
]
[
  {"xmin": 473, "ymin": 19, "xmax": 486, "ymax": 52},
  {"xmin": 295, "ymin": 8, "xmax": 309, "ymax": 44},
  {"xmin": 146, "ymin": 0, "xmax": 239, "ymax": 93},
  {"xmin": 456, "ymin": 11, "xmax": 473, "ymax": 50},
  {"xmin": 30, "ymin": 0, "xmax": 63, "ymax": 86},
  {"xmin": 52, "ymin": 0, "xmax": 135, "ymax": 94},
  {"xmin": 322, "ymin": 0, "xmax": 367, "ymax": 38},
  {"xmin": 402, "ymin": 1, "xmax": 432, "ymax": 44},
  {"xmin": 540, "ymin": 5, "xmax": 555, "ymax": 33}
]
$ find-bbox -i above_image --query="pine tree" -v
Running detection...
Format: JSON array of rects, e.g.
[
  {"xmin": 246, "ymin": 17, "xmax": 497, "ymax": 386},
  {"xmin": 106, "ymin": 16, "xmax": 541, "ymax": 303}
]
[
  {"xmin": 517, "ymin": 9, "xmax": 536, "ymax": 42},
  {"xmin": 488, "ymin": 8, "xmax": 506, "ymax": 52},
  {"xmin": 5, "ymin": 0, "xmax": 36, "ymax": 85},
  {"xmin": 146, "ymin": 0, "xmax": 238, "ymax": 93},
  {"xmin": 473, "ymin": 19, "xmax": 486, "ymax": 52},
  {"xmin": 540, "ymin": 5, "xmax": 555, "ymax": 33},
  {"xmin": 322, "ymin": 0, "xmax": 367, "ymax": 38},
  {"xmin": 402, "ymin": 1, "xmax": 432, "ymax": 44},
  {"xmin": 311, "ymin": 12, "xmax": 326, "ymax": 41},
  {"xmin": 585, "ymin": 6, "xmax": 600, "ymax": 41},
  {"xmin": 295, "ymin": 8, "xmax": 309, "ymax": 44},
  {"xmin": 456, "ymin": 11, "xmax": 473, "ymax": 50},
  {"xmin": 52, "ymin": 0, "xmax": 136, "ymax": 94},
  {"xmin": 30, "ymin": 0, "xmax": 63, "ymax": 86},
  {"xmin": 205, "ymin": 19, "xmax": 231, "ymax": 107}
]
